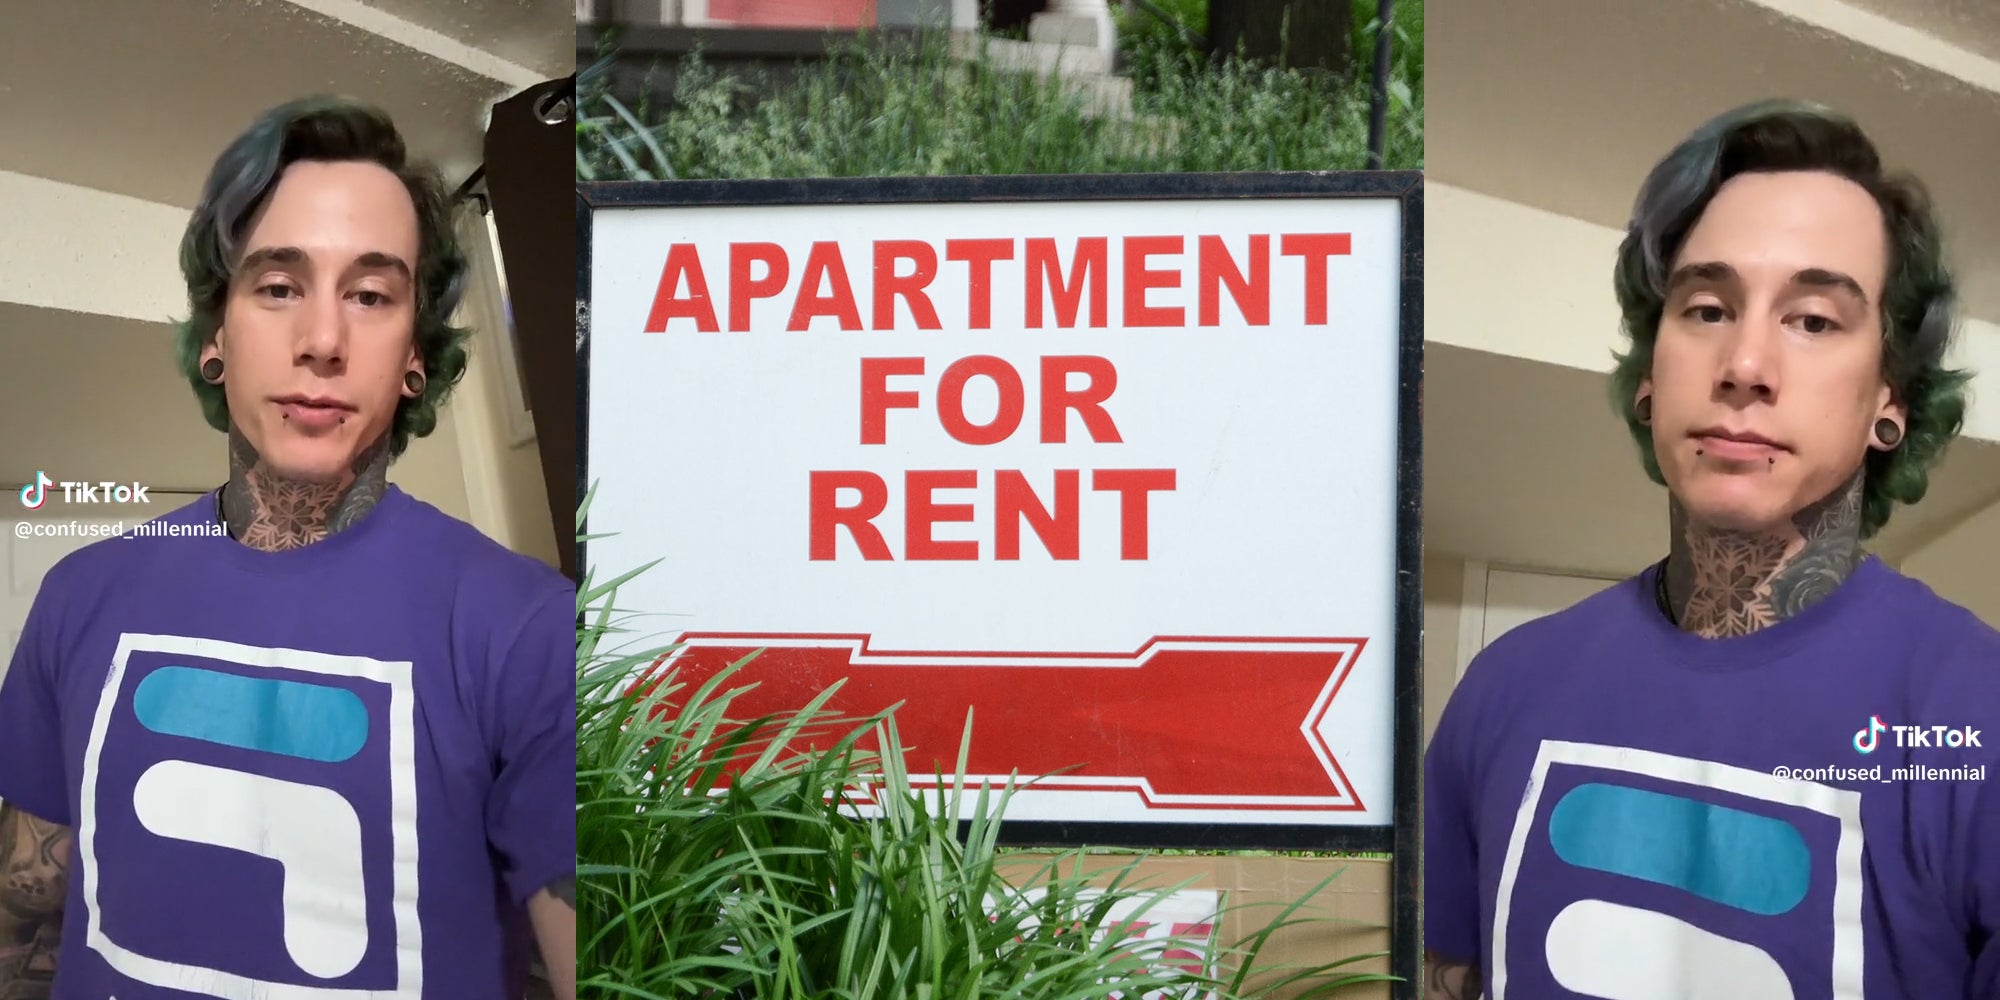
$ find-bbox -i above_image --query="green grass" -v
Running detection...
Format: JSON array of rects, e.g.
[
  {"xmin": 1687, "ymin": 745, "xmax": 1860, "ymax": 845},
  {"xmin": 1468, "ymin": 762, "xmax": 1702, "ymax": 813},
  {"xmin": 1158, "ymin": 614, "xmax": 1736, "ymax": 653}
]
[
  {"xmin": 576, "ymin": 2, "xmax": 1421, "ymax": 181},
  {"xmin": 574, "ymin": 492, "xmax": 1399, "ymax": 998}
]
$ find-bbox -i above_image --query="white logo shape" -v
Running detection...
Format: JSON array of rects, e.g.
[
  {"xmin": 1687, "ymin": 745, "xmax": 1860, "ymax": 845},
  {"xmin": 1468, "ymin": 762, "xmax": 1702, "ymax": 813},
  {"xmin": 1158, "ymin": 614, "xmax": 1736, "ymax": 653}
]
[
  {"xmin": 132, "ymin": 760, "xmax": 368, "ymax": 979},
  {"xmin": 1545, "ymin": 899, "xmax": 1794, "ymax": 1000}
]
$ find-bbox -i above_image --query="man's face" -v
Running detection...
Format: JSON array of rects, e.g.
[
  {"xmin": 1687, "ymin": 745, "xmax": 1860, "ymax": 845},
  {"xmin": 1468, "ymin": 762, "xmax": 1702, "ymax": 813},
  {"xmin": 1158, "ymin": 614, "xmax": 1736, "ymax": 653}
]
[
  {"xmin": 1642, "ymin": 170, "xmax": 1900, "ymax": 534},
  {"xmin": 204, "ymin": 160, "xmax": 422, "ymax": 482}
]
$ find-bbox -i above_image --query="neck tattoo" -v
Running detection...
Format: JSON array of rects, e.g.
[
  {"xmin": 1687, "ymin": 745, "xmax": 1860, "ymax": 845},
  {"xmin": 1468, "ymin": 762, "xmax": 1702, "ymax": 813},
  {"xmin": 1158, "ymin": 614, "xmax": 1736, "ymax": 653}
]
[
  {"xmin": 218, "ymin": 426, "xmax": 392, "ymax": 552},
  {"xmin": 1655, "ymin": 468, "xmax": 1866, "ymax": 638}
]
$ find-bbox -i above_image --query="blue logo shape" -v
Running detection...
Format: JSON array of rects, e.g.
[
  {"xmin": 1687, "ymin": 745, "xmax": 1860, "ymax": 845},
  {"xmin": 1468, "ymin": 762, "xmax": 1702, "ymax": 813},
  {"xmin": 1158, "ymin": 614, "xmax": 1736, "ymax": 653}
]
[
  {"xmin": 1548, "ymin": 782, "xmax": 1811, "ymax": 916},
  {"xmin": 133, "ymin": 665, "xmax": 368, "ymax": 763}
]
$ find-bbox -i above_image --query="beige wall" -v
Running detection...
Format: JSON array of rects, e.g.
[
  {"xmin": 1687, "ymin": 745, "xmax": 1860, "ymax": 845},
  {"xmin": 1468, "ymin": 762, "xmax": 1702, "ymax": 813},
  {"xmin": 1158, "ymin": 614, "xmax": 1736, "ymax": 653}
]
[
  {"xmin": 1901, "ymin": 499, "xmax": 2000, "ymax": 626},
  {"xmin": 445, "ymin": 209, "xmax": 560, "ymax": 566},
  {"xmin": 1422, "ymin": 553, "xmax": 1465, "ymax": 746}
]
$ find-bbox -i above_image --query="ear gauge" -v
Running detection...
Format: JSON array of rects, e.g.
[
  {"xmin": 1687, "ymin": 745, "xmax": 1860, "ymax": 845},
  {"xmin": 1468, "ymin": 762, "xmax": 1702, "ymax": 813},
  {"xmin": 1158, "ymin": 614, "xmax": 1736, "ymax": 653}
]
[
  {"xmin": 1874, "ymin": 418, "xmax": 1904, "ymax": 449},
  {"xmin": 1635, "ymin": 395, "xmax": 1653, "ymax": 425},
  {"xmin": 403, "ymin": 370, "xmax": 427, "ymax": 396},
  {"xmin": 200, "ymin": 357, "xmax": 224, "ymax": 384}
]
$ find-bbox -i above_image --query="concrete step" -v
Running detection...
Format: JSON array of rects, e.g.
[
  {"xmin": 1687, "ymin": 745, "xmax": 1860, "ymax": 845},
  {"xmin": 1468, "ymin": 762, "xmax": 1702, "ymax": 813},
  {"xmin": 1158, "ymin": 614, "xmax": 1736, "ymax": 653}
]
[{"xmin": 951, "ymin": 34, "xmax": 1133, "ymax": 117}]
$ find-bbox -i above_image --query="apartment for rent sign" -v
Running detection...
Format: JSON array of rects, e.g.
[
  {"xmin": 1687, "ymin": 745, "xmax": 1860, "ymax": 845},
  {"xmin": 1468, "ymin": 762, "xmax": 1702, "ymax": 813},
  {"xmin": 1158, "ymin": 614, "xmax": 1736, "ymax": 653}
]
[{"xmin": 582, "ymin": 178, "xmax": 1417, "ymax": 838}]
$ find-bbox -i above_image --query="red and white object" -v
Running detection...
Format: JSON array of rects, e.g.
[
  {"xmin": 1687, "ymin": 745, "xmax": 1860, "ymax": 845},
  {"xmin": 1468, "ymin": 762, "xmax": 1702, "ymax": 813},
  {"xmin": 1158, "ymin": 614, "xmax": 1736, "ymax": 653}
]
[{"xmin": 588, "ymin": 195, "xmax": 1404, "ymax": 827}]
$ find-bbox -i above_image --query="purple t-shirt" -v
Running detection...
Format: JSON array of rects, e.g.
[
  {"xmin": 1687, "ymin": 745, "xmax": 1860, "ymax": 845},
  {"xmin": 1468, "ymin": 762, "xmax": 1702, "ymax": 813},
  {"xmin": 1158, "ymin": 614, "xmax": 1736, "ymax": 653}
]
[
  {"xmin": 1426, "ymin": 556, "xmax": 2000, "ymax": 999},
  {"xmin": 0, "ymin": 486, "xmax": 575, "ymax": 998}
]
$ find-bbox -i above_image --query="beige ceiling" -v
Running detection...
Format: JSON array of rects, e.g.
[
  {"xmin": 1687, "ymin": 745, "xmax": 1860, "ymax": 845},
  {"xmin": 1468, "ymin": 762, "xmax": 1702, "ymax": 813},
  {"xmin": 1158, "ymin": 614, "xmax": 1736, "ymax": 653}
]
[
  {"xmin": 1428, "ymin": 0, "xmax": 2000, "ymax": 320},
  {"xmin": 1846, "ymin": 0, "xmax": 2000, "ymax": 65},
  {"xmin": 1424, "ymin": 343, "xmax": 2000, "ymax": 579},
  {"xmin": 360, "ymin": 0, "xmax": 575, "ymax": 78},
  {"xmin": 0, "ymin": 0, "xmax": 573, "ymax": 209}
]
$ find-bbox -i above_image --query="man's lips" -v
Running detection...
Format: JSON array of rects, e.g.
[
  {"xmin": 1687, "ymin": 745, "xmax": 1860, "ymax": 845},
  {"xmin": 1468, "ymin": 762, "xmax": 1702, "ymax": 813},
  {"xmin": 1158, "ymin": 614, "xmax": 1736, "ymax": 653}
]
[
  {"xmin": 273, "ymin": 396, "xmax": 355, "ymax": 431},
  {"xmin": 1692, "ymin": 429, "xmax": 1787, "ymax": 461},
  {"xmin": 272, "ymin": 395, "xmax": 355, "ymax": 411}
]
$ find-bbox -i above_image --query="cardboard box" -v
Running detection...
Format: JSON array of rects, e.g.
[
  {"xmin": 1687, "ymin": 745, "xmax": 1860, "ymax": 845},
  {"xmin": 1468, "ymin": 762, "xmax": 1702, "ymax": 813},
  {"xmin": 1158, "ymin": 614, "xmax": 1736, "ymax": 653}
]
[{"xmin": 994, "ymin": 853, "xmax": 1394, "ymax": 1000}]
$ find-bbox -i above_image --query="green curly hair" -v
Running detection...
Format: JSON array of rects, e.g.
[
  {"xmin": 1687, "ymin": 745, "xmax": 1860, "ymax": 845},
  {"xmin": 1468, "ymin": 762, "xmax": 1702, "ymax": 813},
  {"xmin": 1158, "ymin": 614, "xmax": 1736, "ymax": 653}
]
[
  {"xmin": 1609, "ymin": 99, "xmax": 1973, "ymax": 539},
  {"xmin": 172, "ymin": 96, "xmax": 472, "ymax": 458}
]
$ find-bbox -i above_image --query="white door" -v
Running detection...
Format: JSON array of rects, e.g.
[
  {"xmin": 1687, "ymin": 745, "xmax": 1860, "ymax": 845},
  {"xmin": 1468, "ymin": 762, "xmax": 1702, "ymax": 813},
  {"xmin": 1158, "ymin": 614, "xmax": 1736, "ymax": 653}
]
[
  {"xmin": 1456, "ymin": 563, "xmax": 1623, "ymax": 679},
  {"xmin": 2, "ymin": 493, "xmax": 207, "ymax": 683}
]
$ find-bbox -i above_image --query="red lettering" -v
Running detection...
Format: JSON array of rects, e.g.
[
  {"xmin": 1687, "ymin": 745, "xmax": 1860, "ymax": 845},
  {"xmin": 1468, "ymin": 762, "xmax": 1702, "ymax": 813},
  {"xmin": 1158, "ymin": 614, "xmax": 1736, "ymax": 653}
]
[
  {"xmin": 1122, "ymin": 236, "xmax": 1184, "ymax": 328},
  {"xmin": 906, "ymin": 470, "xmax": 978, "ymax": 560},
  {"xmin": 788, "ymin": 241, "xmax": 863, "ymax": 331},
  {"xmin": 872, "ymin": 240, "xmax": 942, "ymax": 330},
  {"xmin": 859, "ymin": 357, "xmax": 924, "ymax": 445},
  {"xmin": 1039, "ymin": 356, "xmax": 1122, "ymax": 443},
  {"xmin": 729, "ymin": 242, "xmax": 788, "ymax": 331},
  {"xmin": 1025, "ymin": 237, "xmax": 1109, "ymax": 328},
  {"xmin": 1197, "ymin": 234, "xmax": 1270, "ymax": 326},
  {"xmin": 936, "ymin": 356, "xmax": 1025, "ymax": 445},
  {"xmin": 1093, "ymin": 469, "xmax": 1176, "ymax": 559},
  {"xmin": 644, "ymin": 243, "xmax": 719, "ymax": 332},
  {"xmin": 809, "ymin": 471, "xmax": 891, "ymax": 560},
  {"xmin": 1280, "ymin": 233, "xmax": 1352, "ymax": 325},
  {"xmin": 945, "ymin": 239, "xmax": 1015, "ymax": 329},
  {"xmin": 995, "ymin": 469, "xmax": 1079, "ymax": 560}
]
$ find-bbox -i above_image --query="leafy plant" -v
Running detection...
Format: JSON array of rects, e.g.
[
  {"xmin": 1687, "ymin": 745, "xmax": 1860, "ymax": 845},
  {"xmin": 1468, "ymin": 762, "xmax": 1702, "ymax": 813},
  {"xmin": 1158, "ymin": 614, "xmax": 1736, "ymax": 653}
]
[
  {"xmin": 575, "ymin": 12, "xmax": 1421, "ymax": 182},
  {"xmin": 573, "ymin": 491, "xmax": 1397, "ymax": 998}
]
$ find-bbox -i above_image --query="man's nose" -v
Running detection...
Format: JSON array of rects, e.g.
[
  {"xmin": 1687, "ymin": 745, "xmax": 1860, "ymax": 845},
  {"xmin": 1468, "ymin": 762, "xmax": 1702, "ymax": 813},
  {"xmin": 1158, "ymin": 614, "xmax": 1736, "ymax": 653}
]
[
  {"xmin": 1715, "ymin": 313, "xmax": 1780, "ymax": 402},
  {"xmin": 295, "ymin": 294, "xmax": 348, "ymax": 365}
]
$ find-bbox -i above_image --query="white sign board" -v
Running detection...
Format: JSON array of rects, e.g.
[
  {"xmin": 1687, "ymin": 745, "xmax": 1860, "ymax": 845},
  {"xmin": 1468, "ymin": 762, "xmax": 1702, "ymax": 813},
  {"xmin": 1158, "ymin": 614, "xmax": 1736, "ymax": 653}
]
[{"xmin": 581, "ymin": 176, "xmax": 1420, "ymax": 846}]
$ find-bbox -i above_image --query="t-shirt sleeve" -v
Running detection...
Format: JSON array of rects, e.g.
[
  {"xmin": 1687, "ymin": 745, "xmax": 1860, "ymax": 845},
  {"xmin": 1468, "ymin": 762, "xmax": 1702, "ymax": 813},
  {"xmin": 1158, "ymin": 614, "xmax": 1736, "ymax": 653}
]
[
  {"xmin": 484, "ymin": 584, "xmax": 577, "ymax": 906},
  {"xmin": 1966, "ymin": 775, "xmax": 2000, "ymax": 1000},
  {"xmin": 1424, "ymin": 664, "xmax": 1483, "ymax": 964},
  {"xmin": 1953, "ymin": 630, "xmax": 2000, "ymax": 999},
  {"xmin": 1920, "ymin": 618, "xmax": 2000, "ymax": 998},
  {"xmin": 0, "ymin": 568, "xmax": 73, "ymax": 825}
]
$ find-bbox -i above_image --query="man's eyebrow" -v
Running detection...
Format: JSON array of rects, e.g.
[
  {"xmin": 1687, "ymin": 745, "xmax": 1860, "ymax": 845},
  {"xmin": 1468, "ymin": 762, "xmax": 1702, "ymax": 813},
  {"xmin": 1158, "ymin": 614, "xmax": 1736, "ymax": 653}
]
[
  {"xmin": 237, "ymin": 246, "xmax": 307, "ymax": 272},
  {"xmin": 1666, "ymin": 261, "xmax": 1737, "ymax": 292},
  {"xmin": 236, "ymin": 247, "xmax": 413, "ymax": 283},
  {"xmin": 1792, "ymin": 268, "xmax": 1869, "ymax": 307},
  {"xmin": 354, "ymin": 251, "xmax": 414, "ymax": 282},
  {"xmin": 1667, "ymin": 262, "xmax": 1872, "ymax": 307}
]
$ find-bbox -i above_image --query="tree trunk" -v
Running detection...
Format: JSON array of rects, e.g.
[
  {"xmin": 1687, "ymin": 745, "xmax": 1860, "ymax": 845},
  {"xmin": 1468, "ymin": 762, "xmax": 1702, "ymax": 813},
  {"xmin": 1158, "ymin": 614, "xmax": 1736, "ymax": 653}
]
[{"xmin": 1206, "ymin": 0, "xmax": 1351, "ymax": 74}]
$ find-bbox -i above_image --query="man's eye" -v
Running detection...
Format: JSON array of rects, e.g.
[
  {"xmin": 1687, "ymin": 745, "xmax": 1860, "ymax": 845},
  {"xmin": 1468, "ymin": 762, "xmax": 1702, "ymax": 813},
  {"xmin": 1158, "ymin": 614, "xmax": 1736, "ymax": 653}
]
[
  {"xmin": 1799, "ymin": 314, "xmax": 1840, "ymax": 334},
  {"xmin": 1687, "ymin": 305, "xmax": 1726, "ymax": 323},
  {"xmin": 354, "ymin": 291, "xmax": 390, "ymax": 307},
  {"xmin": 258, "ymin": 284, "xmax": 298, "ymax": 300}
]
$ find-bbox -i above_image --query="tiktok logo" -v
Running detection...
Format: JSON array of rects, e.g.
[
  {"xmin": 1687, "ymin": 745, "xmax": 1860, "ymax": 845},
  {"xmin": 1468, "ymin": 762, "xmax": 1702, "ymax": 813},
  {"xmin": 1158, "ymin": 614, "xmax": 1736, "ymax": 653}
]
[
  {"xmin": 1851, "ymin": 716, "xmax": 1980, "ymax": 752},
  {"xmin": 18, "ymin": 471, "xmax": 51, "ymax": 509},
  {"xmin": 1854, "ymin": 716, "xmax": 1887, "ymax": 754}
]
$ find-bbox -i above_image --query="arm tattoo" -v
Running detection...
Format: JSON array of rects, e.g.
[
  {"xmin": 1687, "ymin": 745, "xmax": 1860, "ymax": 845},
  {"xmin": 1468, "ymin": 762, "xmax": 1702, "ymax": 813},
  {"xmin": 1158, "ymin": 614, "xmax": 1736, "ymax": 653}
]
[
  {"xmin": 0, "ymin": 805, "xmax": 70, "ymax": 999},
  {"xmin": 1423, "ymin": 950, "xmax": 1483, "ymax": 1000}
]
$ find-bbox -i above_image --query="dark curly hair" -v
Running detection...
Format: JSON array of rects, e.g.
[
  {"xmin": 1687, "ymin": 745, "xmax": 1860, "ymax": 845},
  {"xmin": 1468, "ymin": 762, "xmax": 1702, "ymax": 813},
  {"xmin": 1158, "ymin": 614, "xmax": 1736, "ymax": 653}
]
[
  {"xmin": 1609, "ymin": 99, "xmax": 1972, "ymax": 538},
  {"xmin": 172, "ymin": 96, "xmax": 472, "ymax": 458}
]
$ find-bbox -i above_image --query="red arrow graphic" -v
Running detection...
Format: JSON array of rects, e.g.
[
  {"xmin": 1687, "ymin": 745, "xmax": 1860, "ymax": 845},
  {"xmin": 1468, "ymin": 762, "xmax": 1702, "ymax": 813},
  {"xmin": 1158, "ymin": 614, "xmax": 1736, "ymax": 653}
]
[{"xmin": 649, "ymin": 634, "xmax": 1368, "ymax": 810}]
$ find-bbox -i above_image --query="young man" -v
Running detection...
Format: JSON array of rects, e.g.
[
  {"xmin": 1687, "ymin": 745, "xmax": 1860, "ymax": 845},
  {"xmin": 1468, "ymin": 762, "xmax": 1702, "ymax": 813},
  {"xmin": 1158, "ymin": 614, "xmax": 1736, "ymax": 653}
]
[
  {"xmin": 0, "ymin": 98, "xmax": 576, "ymax": 999},
  {"xmin": 1424, "ymin": 101, "xmax": 2000, "ymax": 999}
]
